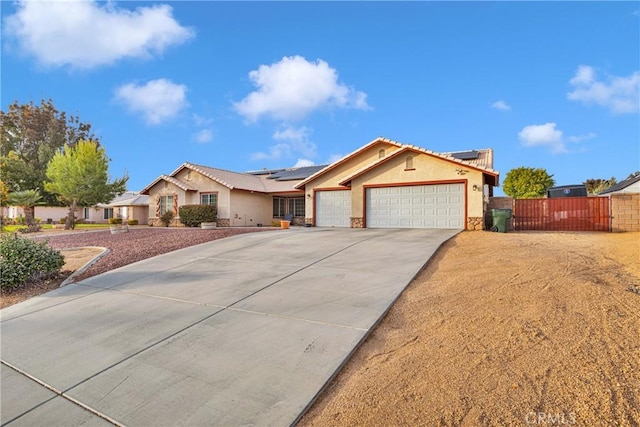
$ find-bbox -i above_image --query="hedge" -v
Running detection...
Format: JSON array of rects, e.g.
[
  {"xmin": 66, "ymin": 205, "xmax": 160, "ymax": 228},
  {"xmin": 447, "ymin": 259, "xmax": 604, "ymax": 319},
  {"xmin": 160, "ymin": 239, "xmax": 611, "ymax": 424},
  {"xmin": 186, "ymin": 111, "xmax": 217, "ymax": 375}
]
[
  {"xmin": 0, "ymin": 235, "xmax": 65, "ymax": 290},
  {"xmin": 178, "ymin": 205, "xmax": 217, "ymax": 227}
]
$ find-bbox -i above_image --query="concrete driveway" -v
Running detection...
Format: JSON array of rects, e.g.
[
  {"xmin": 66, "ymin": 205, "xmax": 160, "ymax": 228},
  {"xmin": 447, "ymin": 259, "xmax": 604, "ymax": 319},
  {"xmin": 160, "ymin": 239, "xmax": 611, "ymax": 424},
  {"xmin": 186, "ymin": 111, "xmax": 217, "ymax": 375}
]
[{"xmin": 1, "ymin": 228, "xmax": 459, "ymax": 426}]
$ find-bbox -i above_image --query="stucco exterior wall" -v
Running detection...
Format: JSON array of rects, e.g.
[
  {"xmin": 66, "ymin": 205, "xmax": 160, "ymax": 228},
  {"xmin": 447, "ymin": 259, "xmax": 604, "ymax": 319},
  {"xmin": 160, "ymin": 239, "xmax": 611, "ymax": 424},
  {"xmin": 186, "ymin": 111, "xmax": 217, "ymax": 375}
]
[
  {"xmin": 303, "ymin": 142, "xmax": 401, "ymax": 218},
  {"xmin": 229, "ymin": 190, "xmax": 273, "ymax": 226},
  {"xmin": 31, "ymin": 206, "xmax": 71, "ymax": 222},
  {"xmin": 348, "ymin": 152, "xmax": 485, "ymax": 223}
]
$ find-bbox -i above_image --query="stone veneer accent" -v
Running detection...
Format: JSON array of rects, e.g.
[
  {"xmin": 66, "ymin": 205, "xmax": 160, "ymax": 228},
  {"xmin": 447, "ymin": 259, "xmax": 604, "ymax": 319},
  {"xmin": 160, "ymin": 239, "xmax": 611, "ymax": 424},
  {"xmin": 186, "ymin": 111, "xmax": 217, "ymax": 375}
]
[
  {"xmin": 466, "ymin": 217, "xmax": 484, "ymax": 231},
  {"xmin": 350, "ymin": 217, "xmax": 364, "ymax": 228},
  {"xmin": 305, "ymin": 217, "xmax": 313, "ymax": 226},
  {"xmin": 216, "ymin": 218, "xmax": 230, "ymax": 227},
  {"xmin": 148, "ymin": 218, "xmax": 184, "ymax": 227}
]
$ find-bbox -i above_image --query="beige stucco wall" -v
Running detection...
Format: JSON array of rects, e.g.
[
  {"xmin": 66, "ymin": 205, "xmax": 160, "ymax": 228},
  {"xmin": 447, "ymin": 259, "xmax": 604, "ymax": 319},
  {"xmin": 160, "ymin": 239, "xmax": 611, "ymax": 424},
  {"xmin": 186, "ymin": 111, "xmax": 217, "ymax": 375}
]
[
  {"xmin": 33, "ymin": 206, "xmax": 71, "ymax": 222},
  {"xmin": 349, "ymin": 152, "xmax": 485, "ymax": 220},
  {"xmin": 229, "ymin": 190, "xmax": 273, "ymax": 226},
  {"xmin": 146, "ymin": 171, "xmax": 231, "ymax": 221},
  {"xmin": 303, "ymin": 142, "xmax": 402, "ymax": 218}
]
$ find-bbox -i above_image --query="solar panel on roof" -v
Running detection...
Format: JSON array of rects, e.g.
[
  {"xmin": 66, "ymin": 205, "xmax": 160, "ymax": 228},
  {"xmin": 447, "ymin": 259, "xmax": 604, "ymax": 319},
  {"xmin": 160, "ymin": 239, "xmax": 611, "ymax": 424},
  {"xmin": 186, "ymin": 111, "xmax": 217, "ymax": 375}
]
[{"xmin": 451, "ymin": 150, "xmax": 479, "ymax": 160}]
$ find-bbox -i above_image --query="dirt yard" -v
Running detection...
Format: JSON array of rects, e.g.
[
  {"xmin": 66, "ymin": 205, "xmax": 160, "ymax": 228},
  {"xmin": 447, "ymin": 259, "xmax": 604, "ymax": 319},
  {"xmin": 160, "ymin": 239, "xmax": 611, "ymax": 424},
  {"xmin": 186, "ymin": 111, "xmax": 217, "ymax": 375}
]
[{"xmin": 299, "ymin": 231, "xmax": 640, "ymax": 426}]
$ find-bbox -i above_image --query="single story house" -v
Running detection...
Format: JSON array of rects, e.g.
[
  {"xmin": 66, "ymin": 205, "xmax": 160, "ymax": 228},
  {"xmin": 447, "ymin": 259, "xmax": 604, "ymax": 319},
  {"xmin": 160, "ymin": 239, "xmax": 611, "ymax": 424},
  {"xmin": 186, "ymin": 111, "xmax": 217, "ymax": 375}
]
[
  {"xmin": 141, "ymin": 137, "xmax": 499, "ymax": 230},
  {"xmin": 599, "ymin": 174, "xmax": 640, "ymax": 195},
  {"xmin": 98, "ymin": 191, "xmax": 150, "ymax": 225},
  {"xmin": 4, "ymin": 191, "xmax": 149, "ymax": 225}
]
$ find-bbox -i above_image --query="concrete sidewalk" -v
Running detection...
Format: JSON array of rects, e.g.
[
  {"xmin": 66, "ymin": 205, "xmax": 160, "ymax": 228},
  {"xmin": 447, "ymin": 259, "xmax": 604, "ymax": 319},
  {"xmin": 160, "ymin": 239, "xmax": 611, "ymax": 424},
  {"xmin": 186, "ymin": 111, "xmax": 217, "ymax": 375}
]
[{"xmin": 1, "ymin": 228, "xmax": 458, "ymax": 426}]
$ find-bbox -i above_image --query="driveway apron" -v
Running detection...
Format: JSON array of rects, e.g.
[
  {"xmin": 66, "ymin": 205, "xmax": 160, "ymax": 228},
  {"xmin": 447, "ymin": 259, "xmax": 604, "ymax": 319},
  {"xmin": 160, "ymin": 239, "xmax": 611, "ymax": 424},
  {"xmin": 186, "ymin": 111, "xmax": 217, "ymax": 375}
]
[{"xmin": 1, "ymin": 228, "xmax": 458, "ymax": 426}]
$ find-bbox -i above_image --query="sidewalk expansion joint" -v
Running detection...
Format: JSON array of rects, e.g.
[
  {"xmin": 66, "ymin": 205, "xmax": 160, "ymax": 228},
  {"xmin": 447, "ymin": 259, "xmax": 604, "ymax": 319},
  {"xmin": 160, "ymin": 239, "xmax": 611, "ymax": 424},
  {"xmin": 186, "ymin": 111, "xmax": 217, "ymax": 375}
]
[{"xmin": 0, "ymin": 360, "xmax": 125, "ymax": 427}]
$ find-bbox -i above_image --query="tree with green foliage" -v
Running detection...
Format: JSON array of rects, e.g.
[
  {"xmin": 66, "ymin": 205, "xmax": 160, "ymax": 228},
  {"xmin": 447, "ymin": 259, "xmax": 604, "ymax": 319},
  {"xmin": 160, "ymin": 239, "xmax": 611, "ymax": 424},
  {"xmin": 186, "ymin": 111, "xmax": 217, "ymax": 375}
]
[
  {"xmin": 583, "ymin": 177, "xmax": 617, "ymax": 195},
  {"xmin": 45, "ymin": 140, "xmax": 127, "ymax": 229},
  {"xmin": 502, "ymin": 167, "xmax": 555, "ymax": 199},
  {"xmin": 0, "ymin": 99, "xmax": 97, "ymax": 205},
  {"xmin": 7, "ymin": 189, "xmax": 42, "ymax": 228}
]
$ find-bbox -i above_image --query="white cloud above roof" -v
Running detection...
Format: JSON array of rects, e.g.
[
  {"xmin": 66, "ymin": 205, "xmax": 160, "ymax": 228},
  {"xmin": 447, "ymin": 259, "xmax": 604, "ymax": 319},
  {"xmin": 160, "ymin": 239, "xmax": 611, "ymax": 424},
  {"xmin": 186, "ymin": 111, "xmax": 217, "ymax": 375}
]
[
  {"xmin": 251, "ymin": 125, "xmax": 317, "ymax": 162},
  {"xmin": 3, "ymin": 1, "xmax": 194, "ymax": 69},
  {"xmin": 491, "ymin": 100, "xmax": 511, "ymax": 111},
  {"xmin": 114, "ymin": 79, "xmax": 188, "ymax": 125},
  {"xmin": 567, "ymin": 65, "xmax": 640, "ymax": 114},
  {"xmin": 234, "ymin": 55, "xmax": 370, "ymax": 122},
  {"xmin": 518, "ymin": 123, "xmax": 566, "ymax": 154},
  {"xmin": 193, "ymin": 129, "xmax": 213, "ymax": 144},
  {"xmin": 294, "ymin": 159, "xmax": 315, "ymax": 167}
]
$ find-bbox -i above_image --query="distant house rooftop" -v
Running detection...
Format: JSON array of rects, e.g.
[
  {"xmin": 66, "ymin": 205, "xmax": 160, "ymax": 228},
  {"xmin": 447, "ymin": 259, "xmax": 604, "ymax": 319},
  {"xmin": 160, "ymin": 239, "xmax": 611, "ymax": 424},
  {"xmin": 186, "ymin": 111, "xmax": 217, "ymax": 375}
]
[{"xmin": 599, "ymin": 174, "xmax": 640, "ymax": 195}]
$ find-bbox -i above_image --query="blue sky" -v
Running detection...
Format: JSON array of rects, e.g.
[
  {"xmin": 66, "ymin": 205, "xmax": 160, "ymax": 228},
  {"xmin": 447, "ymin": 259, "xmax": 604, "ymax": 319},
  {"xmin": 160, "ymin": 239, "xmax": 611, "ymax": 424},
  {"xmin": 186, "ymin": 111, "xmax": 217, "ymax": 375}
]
[{"xmin": 2, "ymin": 1, "xmax": 639, "ymax": 194}]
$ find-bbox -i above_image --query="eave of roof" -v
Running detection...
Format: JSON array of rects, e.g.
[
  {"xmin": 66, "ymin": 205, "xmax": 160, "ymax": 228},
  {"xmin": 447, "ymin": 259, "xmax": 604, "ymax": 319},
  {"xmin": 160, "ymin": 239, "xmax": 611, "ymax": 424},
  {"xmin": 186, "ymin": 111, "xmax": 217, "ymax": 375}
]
[
  {"xmin": 140, "ymin": 174, "xmax": 198, "ymax": 194},
  {"xmin": 338, "ymin": 145, "xmax": 500, "ymax": 186},
  {"xmin": 599, "ymin": 174, "xmax": 640, "ymax": 194},
  {"xmin": 294, "ymin": 137, "xmax": 403, "ymax": 189}
]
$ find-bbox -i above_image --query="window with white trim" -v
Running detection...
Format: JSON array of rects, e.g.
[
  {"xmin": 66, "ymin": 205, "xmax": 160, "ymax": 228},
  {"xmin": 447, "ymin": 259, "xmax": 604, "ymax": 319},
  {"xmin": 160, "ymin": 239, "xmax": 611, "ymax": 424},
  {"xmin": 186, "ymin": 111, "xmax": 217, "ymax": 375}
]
[
  {"xmin": 288, "ymin": 198, "xmax": 305, "ymax": 217},
  {"xmin": 273, "ymin": 197, "xmax": 286, "ymax": 217},
  {"xmin": 103, "ymin": 208, "xmax": 114, "ymax": 220},
  {"xmin": 200, "ymin": 193, "xmax": 217, "ymax": 207},
  {"xmin": 160, "ymin": 195, "xmax": 174, "ymax": 215}
]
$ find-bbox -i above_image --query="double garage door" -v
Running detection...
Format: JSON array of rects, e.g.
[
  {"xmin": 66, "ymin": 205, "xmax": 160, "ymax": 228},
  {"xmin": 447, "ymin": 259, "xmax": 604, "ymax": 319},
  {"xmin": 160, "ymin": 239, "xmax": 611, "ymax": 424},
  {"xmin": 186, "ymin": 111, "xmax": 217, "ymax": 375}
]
[{"xmin": 316, "ymin": 184, "xmax": 464, "ymax": 229}]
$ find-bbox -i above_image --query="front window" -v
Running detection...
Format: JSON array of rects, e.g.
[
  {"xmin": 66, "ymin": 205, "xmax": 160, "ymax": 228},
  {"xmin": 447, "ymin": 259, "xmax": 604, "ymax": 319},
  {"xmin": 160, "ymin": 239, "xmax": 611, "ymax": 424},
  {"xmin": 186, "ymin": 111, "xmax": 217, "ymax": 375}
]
[
  {"xmin": 83, "ymin": 207, "xmax": 90, "ymax": 219},
  {"xmin": 103, "ymin": 208, "xmax": 114, "ymax": 220},
  {"xmin": 288, "ymin": 198, "xmax": 305, "ymax": 217},
  {"xmin": 201, "ymin": 193, "xmax": 217, "ymax": 207},
  {"xmin": 160, "ymin": 195, "xmax": 174, "ymax": 215},
  {"xmin": 273, "ymin": 197, "xmax": 286, "ymax": 217}
]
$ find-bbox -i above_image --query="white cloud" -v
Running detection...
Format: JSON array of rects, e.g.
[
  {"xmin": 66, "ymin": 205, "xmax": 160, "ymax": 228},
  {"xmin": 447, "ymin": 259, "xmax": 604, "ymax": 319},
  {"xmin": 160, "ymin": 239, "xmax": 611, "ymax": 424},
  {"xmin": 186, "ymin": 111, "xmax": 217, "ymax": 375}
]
[
  {"xmin": 294, "ymin": 159, "xmax": 315, "ymax": 167},
  {"xmin": 3, "ymin": 1, "xmax": 194, "ymax": 69},
  {"xmin": 567, "ymin": 132, "xmax": 597, "ymax": 143},
  {"xmin": 518, "ymin": 123, "xmax": 567, "ymax": 154},
  {"xmin": 192, "ymin": 114, "xmax": 213, "ymax": 127},
  {"xmin": 491, "ymin": 100, "xmax": 511, "ymax": 111},
  {"xmin": 567, "ymin": 65, "xmax": 640, "ymax": 114},
  {"xmin": 251, "ymin": 125, "xmax": 317, "ymax": 162},
  {"xmin": 327, "ymin": 153, "xmax": 344, "ymax": 164},
  {"xmin": 193, "ymin": 129, "xmax": 213, "ymax": 144},
  {"xmin": 234, "ymin": 55, "xmax": 370, "ymax": 122},
  {"xmin": 114, "ymin": 79, "xmax": 188, "ymax": 125}
]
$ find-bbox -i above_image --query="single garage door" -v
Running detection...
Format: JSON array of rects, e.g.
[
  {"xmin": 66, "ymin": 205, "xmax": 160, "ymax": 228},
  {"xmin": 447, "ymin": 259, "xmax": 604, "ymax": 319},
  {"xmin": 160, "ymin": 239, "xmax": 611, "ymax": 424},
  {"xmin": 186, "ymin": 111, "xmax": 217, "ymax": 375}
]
[
  {"xmin": 366, "ymin": 184, "xmax": 464, "ymax": 229},
  {"xmin": 316, "ymin": 190, "xmax": 351, "ymax": 227}
]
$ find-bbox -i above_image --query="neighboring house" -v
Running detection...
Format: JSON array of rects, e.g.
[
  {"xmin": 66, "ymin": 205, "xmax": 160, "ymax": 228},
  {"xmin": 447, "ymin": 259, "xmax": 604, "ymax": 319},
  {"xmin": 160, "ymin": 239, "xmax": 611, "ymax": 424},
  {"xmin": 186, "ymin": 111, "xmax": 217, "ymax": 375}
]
[
  {"xmin": 4, "ymin": 192, "xmax": 149, "ymax": 224},
  {"xmin": 98, "ymin": 191, "xmax": 150, "ymax": 225},
  {"xmin": 141, "ymin": 137, "xmax": 500, "ymax": 230},
  {"xmin": 599, "ymin": 174, "xmax": 640, "ymax": 195}
]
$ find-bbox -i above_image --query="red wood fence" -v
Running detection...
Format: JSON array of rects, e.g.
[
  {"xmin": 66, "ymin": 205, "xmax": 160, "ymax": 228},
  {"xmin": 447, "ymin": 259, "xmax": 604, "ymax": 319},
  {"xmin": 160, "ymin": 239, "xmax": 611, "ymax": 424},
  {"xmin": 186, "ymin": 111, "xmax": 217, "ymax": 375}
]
[{"xmin": 514, "ymin": 197, "xmax": 610, "ymax": 231}]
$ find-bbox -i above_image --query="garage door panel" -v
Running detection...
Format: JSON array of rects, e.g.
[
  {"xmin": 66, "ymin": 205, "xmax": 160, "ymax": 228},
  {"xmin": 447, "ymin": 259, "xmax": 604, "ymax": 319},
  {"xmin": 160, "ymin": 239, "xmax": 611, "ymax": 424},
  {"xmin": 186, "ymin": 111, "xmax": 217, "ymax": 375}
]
[
  {"xmin": 316, "ymin": 190, "xmax": 351, "ymax": 227},
  {"xmin": 367, "ymin": 184, "xmax": 464, "ymax": 229}
]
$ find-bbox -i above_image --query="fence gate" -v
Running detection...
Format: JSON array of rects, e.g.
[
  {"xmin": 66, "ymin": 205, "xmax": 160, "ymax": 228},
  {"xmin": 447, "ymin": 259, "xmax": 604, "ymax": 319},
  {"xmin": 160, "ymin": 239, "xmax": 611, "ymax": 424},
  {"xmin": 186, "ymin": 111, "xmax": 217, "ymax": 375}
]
[{"xmin": 514, "ymin": 197, "xmax": 610, "ymax": 231}]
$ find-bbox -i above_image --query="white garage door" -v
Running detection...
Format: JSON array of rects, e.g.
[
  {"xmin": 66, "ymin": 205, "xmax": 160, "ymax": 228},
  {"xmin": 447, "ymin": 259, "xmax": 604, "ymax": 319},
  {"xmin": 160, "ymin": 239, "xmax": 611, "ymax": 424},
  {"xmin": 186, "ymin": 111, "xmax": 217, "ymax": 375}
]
[
  {"xmin": 316, "ymin": 190, "xmax": 351, "ymax": 227},
  {"xmin": 366, "ymin": 184, "xmax": 464, "ymax": 229}
]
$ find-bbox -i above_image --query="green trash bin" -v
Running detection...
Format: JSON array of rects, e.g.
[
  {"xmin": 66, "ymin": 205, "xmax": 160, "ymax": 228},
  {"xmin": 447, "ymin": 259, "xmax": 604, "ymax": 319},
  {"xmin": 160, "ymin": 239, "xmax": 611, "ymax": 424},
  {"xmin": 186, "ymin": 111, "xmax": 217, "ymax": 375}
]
[{"xmin": 491, "ymin": 208, "xmax": 512, "ymax": 232}]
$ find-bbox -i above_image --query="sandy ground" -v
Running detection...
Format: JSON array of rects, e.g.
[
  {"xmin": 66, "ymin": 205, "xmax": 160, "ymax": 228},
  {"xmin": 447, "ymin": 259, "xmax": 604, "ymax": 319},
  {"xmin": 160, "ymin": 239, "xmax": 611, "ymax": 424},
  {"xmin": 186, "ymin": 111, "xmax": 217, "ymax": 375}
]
[{"xmin": 299, "ymin": 231, "xmax": 640, "ymax": 426}]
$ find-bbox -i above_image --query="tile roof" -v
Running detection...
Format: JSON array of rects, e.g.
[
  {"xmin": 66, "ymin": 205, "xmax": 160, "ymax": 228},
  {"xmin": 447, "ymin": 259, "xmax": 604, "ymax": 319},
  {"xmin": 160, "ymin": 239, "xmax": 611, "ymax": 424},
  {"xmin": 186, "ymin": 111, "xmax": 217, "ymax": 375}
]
[
  {"xmin": 338, "ymin": 145, "xmax": 499, "ymax": 186},
  {"xmin": 140, "ymin": 175, "xmax": 198, "ymax": 194},
  {"xmin": 599, "ymin": 174, "xmax": 640, "ymax": 194},
  {"xmin": 98, "ymin": 192, "xmax": 149, "ymax": 207},
  {"xmin": 294, "ymin": 137, "xmax": 499, "ymax": 188},
  {"xmin": 294, "ymin": 137, "xmax": 404, "ymax": 189}
]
